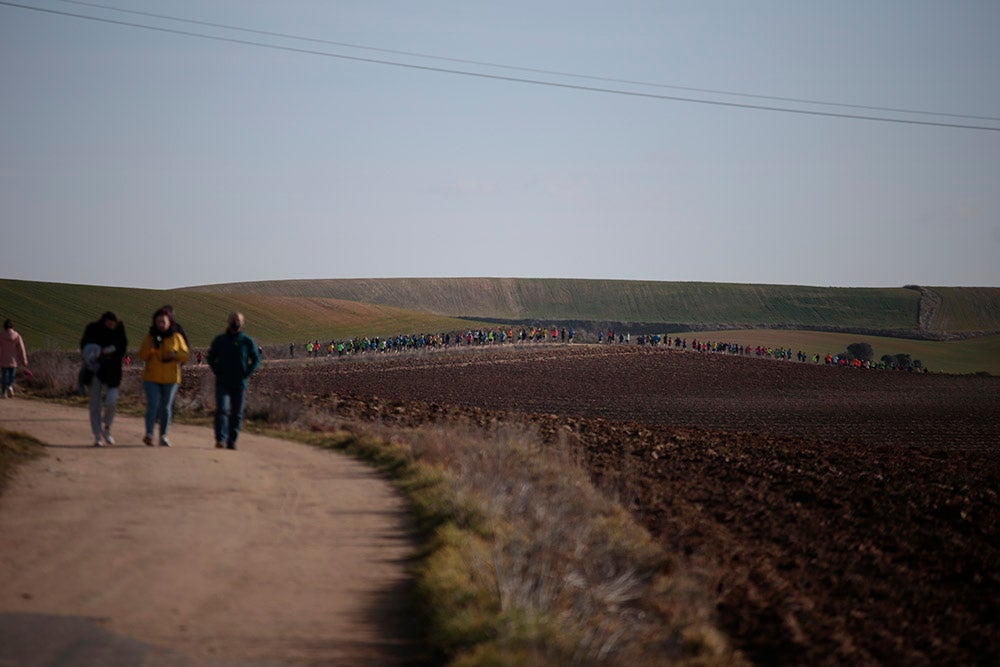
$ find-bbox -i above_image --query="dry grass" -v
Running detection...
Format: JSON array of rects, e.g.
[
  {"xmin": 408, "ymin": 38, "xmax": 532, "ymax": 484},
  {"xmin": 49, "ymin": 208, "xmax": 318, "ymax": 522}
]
[
  {"xmin": 285, "ymin": 418, "xmax": 742, "ymax": 665},
  {"xmin": 20, "ymin": 350, "xmax": 82, "ymax": 397}
]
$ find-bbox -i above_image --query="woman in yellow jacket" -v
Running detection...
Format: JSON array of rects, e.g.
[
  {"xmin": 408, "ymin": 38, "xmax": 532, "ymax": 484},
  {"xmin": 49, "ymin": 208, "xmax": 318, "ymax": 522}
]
[{"xmin": 138, "ymin": 307, "xmax": 189, "ymax": 446}]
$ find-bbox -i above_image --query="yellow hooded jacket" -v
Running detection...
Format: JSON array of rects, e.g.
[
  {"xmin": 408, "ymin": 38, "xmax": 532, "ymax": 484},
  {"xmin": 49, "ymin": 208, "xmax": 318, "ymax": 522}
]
[{"xmin": 138, "ymin": 331, "xmax": 190, "ymax": 384}]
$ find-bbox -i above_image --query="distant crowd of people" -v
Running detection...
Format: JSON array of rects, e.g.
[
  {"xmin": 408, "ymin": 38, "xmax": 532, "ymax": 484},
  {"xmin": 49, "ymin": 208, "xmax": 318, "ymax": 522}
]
[
  {"xmin": 634, "ymin": 334, "xmax": 808, "ymax": 359},
  {"xmin": 287, "ymin": 325, "xmax": 924, "ymax": 372},
  {"xmin": 292, "ymin": 326, "xmax": 580, "ymax": 358},
  {"xmin": 632, "ymin": 334, "xmax": 924, "ymax": 371}
]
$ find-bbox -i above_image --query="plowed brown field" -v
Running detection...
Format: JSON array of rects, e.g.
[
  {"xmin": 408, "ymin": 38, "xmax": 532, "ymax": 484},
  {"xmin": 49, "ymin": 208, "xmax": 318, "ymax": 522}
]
[{"xmin": 233, "ymin": 344, "xmax": 999, "ymax": 666}]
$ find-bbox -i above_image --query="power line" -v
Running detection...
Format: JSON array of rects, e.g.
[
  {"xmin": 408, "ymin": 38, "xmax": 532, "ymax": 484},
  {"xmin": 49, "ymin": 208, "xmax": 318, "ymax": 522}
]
[
  {"xmin": 51, "ymin": 0, "xmax": 1000, "ymax": 124},
  {"xmin": 3, "ymin": 0, "xmax": 999, "ymax": 132}
]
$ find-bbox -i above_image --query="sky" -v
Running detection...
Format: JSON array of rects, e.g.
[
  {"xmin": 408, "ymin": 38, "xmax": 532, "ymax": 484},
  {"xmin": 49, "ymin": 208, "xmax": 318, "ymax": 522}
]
[{"xmin": 2, "ymin": 1, "xmax": 999, "ymax": 290}]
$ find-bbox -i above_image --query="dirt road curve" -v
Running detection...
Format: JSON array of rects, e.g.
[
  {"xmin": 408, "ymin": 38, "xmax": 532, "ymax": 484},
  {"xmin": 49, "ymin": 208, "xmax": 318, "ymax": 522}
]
[{"xmin": 0, "ymin": 399, "xmax": 418, "ymax": 667}]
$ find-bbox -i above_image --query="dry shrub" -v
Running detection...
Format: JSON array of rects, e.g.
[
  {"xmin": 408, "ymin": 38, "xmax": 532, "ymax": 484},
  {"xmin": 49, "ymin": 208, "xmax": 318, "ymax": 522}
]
[
  {"xmin": 244, "ymin": 391, "xmax": 303, "ymax": 425},
  {"xmin": 19, "ymin": 350, "xmax": 80, "ymax": 397},
  {"xmin": 172, "ymin": 371, "xmax": 214, "ymax": 414},
  {"xmin": 294, "ymin": 407, "xmax": 341, "ymax": 433}
]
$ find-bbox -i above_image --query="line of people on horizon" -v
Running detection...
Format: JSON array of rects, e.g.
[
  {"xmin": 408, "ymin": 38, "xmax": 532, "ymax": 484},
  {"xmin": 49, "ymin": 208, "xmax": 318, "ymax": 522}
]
[
  {"xmin": 284, "ymin": 322, "xmax": 926, "ymax": 374},
  {"xmin": 631, "ymin": 334, "xmax": 925, "ymax": 371},
  {"xmin": 293, "ymin": 326, "xmax": 581, "ymax": 359}
]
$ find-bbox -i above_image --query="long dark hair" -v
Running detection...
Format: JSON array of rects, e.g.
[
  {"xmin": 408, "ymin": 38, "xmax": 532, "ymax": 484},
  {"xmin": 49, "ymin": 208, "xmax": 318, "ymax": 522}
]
[{"xmin": 149, "ymin": 308, "xmax": 177, "ymax": 345}]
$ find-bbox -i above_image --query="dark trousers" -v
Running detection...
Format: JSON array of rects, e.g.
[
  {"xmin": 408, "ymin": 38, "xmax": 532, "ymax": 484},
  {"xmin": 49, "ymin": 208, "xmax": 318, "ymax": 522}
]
[{"xmin": 214, "ymin": 383, "xmax": 247, "ymax": 447}]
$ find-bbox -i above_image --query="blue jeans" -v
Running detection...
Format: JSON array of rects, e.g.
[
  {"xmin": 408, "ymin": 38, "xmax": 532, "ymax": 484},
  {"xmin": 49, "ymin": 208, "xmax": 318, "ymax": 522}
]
[
  {"xmin": 1, "ymin": 367, "xmax": 14, "ymax": 394},
  {"xmin": 88, "ymin": 375, "xmax": 119, "ymax": 438},
  {"xmin": 144, "ymin": 381, "xmax": 179, "ymax": 438},
  {"xmin": 214, "ymin": 383, "xmax": 247, "ymax": 447}
]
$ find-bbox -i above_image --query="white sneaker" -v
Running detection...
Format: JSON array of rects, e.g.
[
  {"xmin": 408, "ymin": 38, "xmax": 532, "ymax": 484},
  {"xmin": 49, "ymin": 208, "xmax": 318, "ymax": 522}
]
[
  {"xmin": 93, "ymin": 438, "xmax": 103, "ymax": 447},
  {"xmin": 103, "ymin": 430, "xmax": 116, "ymax": 446},
  {"xmin": 6, "ymin": 387, "xmax": 13, "ymax": 398},
  {"xmin": 159, "ymin": 437, "xmax": 171, "ymax": 447}
]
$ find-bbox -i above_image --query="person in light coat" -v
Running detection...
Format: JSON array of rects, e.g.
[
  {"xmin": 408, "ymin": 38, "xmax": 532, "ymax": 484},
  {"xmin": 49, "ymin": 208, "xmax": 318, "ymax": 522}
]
[{"xmin": 0, "ymin": 319, "xmax": 29, "ymax": 398}]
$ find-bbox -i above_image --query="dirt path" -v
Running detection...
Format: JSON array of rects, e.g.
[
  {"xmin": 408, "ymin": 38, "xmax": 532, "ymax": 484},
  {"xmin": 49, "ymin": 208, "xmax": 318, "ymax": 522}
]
[{"xmin": 0, "ymin": 398, "xmax": 419, "ymax": 667}]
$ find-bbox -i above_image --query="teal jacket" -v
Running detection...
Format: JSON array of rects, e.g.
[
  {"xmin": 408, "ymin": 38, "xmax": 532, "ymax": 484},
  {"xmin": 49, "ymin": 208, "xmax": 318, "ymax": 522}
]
[{"xmin": 208, "ymin": 330, "xmax": 261, "ymax": 388}]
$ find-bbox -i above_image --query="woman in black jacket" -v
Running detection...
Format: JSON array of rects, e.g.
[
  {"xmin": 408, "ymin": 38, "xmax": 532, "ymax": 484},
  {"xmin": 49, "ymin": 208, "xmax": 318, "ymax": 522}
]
[{"xmin": 80, "ymin": 311, "xmax": 128, "ymax": 446}]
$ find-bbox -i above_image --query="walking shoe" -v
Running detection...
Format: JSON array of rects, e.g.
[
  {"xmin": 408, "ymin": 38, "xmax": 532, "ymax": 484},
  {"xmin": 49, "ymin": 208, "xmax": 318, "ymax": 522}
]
[
  {"xmin": 226, "ymin": 444, "xmax": 237, "ymax": 450},
  {"xmin": 93, "ymin": 439, "xmax": 103, "ymax": 447},
  {"xmin": 143, "ymin": 435, "xmax": 153, "ymax": 447},
  {"xmin": 215, "ymin": 441, "xmax": 225, "ymax": 449},
  {"xmin": 6, "ymin": 387, "xmax": 13, "ymax": 398},
  {"xmin": 159, "ymin": 437, "xmax": 171, "ymax": 447},
  {"xmin": 103, "ymin": 430, "xmax": 116, "ymax": 446}
]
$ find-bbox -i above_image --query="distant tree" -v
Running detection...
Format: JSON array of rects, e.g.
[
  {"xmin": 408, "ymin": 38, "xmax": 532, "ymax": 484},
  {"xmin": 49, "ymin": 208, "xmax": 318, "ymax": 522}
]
[
  {"xmin": 847, "ymin": 342, "xmax": 874, "ymax": 362},
  {"xmin": 894, "ymin": 353, "xmax": 913, "ymax": 369}
]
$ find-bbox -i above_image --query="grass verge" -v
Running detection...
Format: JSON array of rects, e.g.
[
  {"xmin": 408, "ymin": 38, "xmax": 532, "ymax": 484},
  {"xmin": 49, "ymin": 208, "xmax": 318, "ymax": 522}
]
[
  {"xmin": 0, "ymin": 429, "xmax": 46, "ymax": 497},
  {"xmin": 267, "ymin": 418, "xmax": 742, "ymax": 666}
]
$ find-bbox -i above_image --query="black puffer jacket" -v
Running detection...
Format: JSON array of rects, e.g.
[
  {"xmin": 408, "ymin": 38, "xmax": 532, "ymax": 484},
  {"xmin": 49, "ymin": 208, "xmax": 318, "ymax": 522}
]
[{"xmin": 80, "ymin": 319, "xmax": 128, "ymax": 388}]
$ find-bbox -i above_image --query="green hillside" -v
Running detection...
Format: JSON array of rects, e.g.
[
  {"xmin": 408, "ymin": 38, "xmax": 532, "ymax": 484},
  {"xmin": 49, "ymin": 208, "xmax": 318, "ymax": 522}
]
[
  {"xmin": 191, "ymin": 278, "xmax": 1000, "ymax": 335},
  {"xmin": 5, "ymin": 278, "xmax": 1000, "ymax": 369},
  {"xmin": 0, "ymin": 279, "xmax": 483, "ymax": 351},
  {"xmin": 924, "ymin": 287, "xmax": 1000, "ymax": 333}
]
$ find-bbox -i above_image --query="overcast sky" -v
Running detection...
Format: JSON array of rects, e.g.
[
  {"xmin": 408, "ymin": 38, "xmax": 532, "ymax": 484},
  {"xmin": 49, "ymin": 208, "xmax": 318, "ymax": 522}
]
[{"xmin": 2, "ymin": 1, "xmax": 999, "ymax": 290}]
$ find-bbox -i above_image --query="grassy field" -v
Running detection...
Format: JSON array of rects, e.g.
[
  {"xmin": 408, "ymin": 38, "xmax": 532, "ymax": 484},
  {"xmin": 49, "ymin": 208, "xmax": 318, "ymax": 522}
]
[
  {"xmin": 192, "ymin": 278, "xmax": 1000, "ymax": 333},
  {"xmin": 691, "ymin": 328, "xmax": 1000, "ymax": 375},
  {"xmin": 4, "ymin": 277, "xmax": 999, "ymax": 372},
  {"xmin": 192, "ymin": 278, "xmax": 931, "ymax": 330},
  {"xmin": 931, "ymin": 287, "xmax": 1000, "ymax": 332},
  {"xmin": 0, "ymin": 279, "xmax": 487, "ymax": 351}
]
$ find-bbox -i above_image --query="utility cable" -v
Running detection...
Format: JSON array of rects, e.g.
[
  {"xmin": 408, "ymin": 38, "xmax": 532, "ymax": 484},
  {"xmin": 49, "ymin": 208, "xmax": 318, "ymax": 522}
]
[
  {"xmin": 51, "ymin": 0, "xmax": 1000, "ymax": 124},
  {"xmin": 3, "ymin": 0, "xmax": 999, "ymax": 132}
]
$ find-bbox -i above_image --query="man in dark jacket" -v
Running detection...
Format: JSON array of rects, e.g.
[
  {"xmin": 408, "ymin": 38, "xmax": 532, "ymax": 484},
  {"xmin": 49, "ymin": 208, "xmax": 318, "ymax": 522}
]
[
  {"xmin": 207, "ymin": 312, "xmax": 261, "ymax": 450},
  {"xmin": 80, "ymin": 311, "xmax": 128, "ymax": 446}
]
